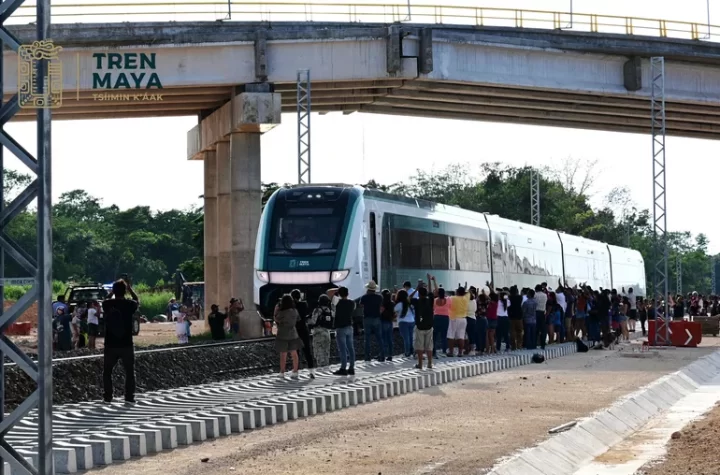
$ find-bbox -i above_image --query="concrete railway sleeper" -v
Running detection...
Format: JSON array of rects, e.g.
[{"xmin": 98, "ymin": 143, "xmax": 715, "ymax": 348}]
[{"xmin": 6, "ymin": 344, "xmax": 575, "ymax": 474}]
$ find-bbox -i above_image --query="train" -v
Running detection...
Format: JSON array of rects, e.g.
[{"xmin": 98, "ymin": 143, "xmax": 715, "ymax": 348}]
[{"xmin": 253, "ymin": 184, "xmax": 646, "ymax": 316}]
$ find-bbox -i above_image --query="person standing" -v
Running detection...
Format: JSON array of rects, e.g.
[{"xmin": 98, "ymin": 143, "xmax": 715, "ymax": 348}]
[
  {"xmin": 496, "ymin": 291, "xmax": 511, "ymax": 352},
  {"xmin": 395, "ymin": 289, "xmax": 415, "ymax": 357},
  {"xmin": 102, "ymin": 279, "xmax": 140, "ymax": 403},
  {"xmin": 412, "ymin": 286, "xmax": 434, "ymax": 369},
  {"xmin": 333, "ymin": 287, "xmax": 356, "ymax": 376},
  {"xmin": 447, "ymin": 286, "xmax": 469, "ymax": 356},
  {"xmin": 359, "ymin": 281, "xmax": 384, "ymax": 361},
  {"xmin": 522, "ymin": 289, "xmax": 538, "ymax": 349},
  {"xmin": 465, "ymin": 287, "xmax": 478, "ymax": 355},
  {"xmin": 534, "ymin": 285, "xmax": 548, "ymax": 349},
  {"xmin": 432, "ymin": 282, "xmax": 450, "ymax": 357},
  {"xmin": 87, "ymin": 300, "xmax": 100, "ymax": 350},
  {"xmin": 274, "ymin": 295, "xmax": 303, "ymax": 379},
  {"xmin": 227, "ymin": 297, "xmax": 244, "ymax": 339},
  {"xmin": 208, "ymin": 304, "xmax": 227, "ymax": 340},
  {"xmin": 291, "ymin": 289, "xmax": 315, "ymax": 379},
  {"xmin": 380, "ymin": 290, "xmax": 396, "ymax": 361},
  {"xmin": 508, "ymin": 286, "xmax": 523, "ymax": 350},
  {"xmin": 310, "ymin": 294, "xmax": 334, "ymax": 369}
]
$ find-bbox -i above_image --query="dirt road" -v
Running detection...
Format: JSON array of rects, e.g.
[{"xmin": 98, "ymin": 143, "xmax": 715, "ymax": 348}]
[{"xmin": 94, "ymin": 342, "xmax": 719, "ymax": 475}]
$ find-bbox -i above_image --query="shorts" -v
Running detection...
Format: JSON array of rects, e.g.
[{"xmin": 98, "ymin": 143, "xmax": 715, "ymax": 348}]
[
  {"xmin": 619, "ymin": 314, "xmax": 628, "ymax": 322},
  {"xmin": 414, "ymin": 327, "xmax": 433, "ymax": 352},
  {"xmin": 551, "ymin": 313, "xmax": 562, "ymax": 326},
  {"xmin": 88, "ymin": 323, "xmax": 99, "ymax": 337},
  {"xmin": 487, "ymin": 318, "xmax": 498, "ymax": 330},
  {"xmin": 231, "ymin": 323, "xmax": 240, "ymax": 334},
  {"xmin": 629, "ymin": 309, "xmax": 637, "ymax": 320},
  {"xmin": 575, "ymin": 311, "xmax": 586, "ymax": 319},
  {"xmin": 276, "ymin": 337, "xmax": 303, "ymax": 353},
  {"xmin": 447, "ymin": 318, "xmax": 467, "ymax": 340}
]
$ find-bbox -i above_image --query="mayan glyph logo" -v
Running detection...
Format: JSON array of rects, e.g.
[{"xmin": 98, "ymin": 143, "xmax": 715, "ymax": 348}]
[{"xmin": 18, "ymin": 40, "xmax": 63, "ymax": 109}]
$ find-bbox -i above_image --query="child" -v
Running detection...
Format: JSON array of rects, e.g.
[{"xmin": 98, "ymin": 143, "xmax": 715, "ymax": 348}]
[
  {"xmin": 174, "ymin": 308, "xmax": 188, "ymax": 344},
  {"xmin": 71, "ymin": 302, "xmax": 85, "ymax": 349},
  {"xmin": 310, "ymin": 294, "xmax": 333, "ymax": 368}
]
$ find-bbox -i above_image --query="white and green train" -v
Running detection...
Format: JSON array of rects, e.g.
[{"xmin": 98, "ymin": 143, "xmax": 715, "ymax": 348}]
[{"xmin": 253, "ymin": 184, "xmax": 646, "ymax": 316}]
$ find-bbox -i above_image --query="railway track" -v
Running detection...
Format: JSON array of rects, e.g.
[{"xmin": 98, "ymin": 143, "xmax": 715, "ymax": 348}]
[{"xmin": 3, "ymin": 336, "xmax": 276, "ymax": 368}]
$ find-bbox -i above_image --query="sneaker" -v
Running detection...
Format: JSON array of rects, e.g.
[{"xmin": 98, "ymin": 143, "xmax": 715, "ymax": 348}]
[
  {"xmin": 290, "ymin": 372, "xmax": 299, "ymax": 380},
  {"xmin": 279, "ymin": 372, "xmax": 286, "ymax": 379},
  {"xmin": 309, "ymin": 372, "xmax": 315, "ymax": 379},
  {"xmin": 347, "ymin": 368, "xmax": 355, "ymax": 376},
  {"xmin": 414, "ymin": 364, "xmax": 422, "ymax": 369},
  {"xmin": 333, "ymin": 368, "xmax": 348, "ymax": 376},
  {"xmin": 103, "ymin": 397, "xmax": 113, "ymax": 404},
  {"xmin": 124, "ymin": 398, "xmax": 135, "ymax": 404},
  {"xmin": 427, "ymin": 364, "xmax": 433, "ymax": 369}
]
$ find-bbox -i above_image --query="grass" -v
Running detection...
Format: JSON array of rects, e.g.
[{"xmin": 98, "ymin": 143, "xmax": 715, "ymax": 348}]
[{"xmin": 3, "ymin": 281, "xmax": 175, "ymax": 319}]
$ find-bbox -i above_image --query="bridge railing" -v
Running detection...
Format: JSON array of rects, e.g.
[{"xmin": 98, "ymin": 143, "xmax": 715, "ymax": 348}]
[{"xmin": 10, "ymin": 2, "xmax": 720, "ymax": 41}]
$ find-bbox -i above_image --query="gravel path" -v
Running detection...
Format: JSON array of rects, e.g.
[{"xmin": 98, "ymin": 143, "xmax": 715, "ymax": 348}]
[{"xmin": 92, "ymin": 343, "xmax": 718, "ymax": 475}]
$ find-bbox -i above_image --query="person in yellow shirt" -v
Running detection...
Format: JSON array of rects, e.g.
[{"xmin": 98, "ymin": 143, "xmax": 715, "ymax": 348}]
[{"xmin": 447, "ymin": 286, "xmax": 470, "ymax": 356}]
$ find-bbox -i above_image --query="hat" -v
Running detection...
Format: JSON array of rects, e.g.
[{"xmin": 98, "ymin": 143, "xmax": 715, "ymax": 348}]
[
  {"xmin": 230, "ymin": 297, "xmax": 238, "ymax": 304},
  {"xmin": 365, "ymin": 280, "xmax": 378, "ymax": 290}
]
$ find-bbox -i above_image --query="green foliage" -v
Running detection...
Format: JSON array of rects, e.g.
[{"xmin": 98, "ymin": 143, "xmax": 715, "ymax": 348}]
[
  {"xmin": 188, "ymin": 330, "xmax": 231, "ymax": 343},
  {"xmin": 138, "ymin": 290, "xmax": 174, "ymax": 317}
]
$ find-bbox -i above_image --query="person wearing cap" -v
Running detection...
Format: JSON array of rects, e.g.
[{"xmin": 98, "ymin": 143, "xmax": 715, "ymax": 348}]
[
  {"xmin": 226, "ymin": 297, "xmax": 244, "ymax": 339},
  {"xmin": 360, "ymin": 280, "xmax": 385, "ymax": 361},
  {"xmin": 207, "ymin": 304, "xmax": 227, "ymax": 340}
]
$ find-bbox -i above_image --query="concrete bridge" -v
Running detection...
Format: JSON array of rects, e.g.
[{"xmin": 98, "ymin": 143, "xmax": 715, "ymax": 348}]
[{"xmin": 6, "ymin": 16, "xmax": 720, "ymax": 336}]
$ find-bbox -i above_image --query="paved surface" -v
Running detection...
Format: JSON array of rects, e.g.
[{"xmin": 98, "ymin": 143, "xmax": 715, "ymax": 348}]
[{"xmin": 6, "ymin": 344, "xmax": 574, "ymax": 473}]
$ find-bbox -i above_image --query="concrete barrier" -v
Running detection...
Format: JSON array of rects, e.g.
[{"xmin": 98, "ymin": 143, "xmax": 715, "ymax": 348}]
[{"xmin": 487, "ymin": 348, "xmax": 720, "ymax": 475}]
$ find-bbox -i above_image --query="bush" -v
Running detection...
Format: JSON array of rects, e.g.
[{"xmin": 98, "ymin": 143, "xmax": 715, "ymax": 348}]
[
  {"xmin": 4, "ymin": 280, "xmax": 65, "ymax": 301},
  {"xmin": 138, "ymin": 290, "xmax": 173, "ymax": 318},
  {"xmin": 188, "ymin": 330, "xmax": 230, "ymax": 343}
]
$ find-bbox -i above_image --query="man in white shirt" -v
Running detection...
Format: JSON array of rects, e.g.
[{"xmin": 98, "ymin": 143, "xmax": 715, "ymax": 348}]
[{"xmin": 534, "ymin": 285, "xmax": 548, "ymax": 349}]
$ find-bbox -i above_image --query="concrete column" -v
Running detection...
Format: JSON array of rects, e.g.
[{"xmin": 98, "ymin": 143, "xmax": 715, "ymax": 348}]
[
  {"xmin": 216, "ymin": 141, "xmax": 232, "ymax": 309},
  {"xmin": 230, "ymin": 133, "xmax": 262, "ymax": 338},
  {"xmin": 203, "ymin": 150, "xmax": 219, "ymax": 329}
]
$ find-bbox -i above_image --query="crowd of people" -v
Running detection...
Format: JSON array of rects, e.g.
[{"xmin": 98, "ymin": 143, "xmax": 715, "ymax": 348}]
[{"xmin": 266, "ymin": 276, "xmax": 720, "ymax": 380}]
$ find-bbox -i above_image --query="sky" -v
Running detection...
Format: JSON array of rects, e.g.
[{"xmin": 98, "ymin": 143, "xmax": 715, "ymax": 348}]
[{"xmin": 4, "ymin": 0, "xmax": 720, "ymax": 252}]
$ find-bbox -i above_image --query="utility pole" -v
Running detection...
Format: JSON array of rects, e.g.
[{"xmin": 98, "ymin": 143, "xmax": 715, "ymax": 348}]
[
  {"xmin": 651, "ymin": 56, "xmax": 670, "ymax": 347},
  {"xmin": 530, "ymin": 169, "xmax": 540, "ymax": 226},
  {"xmin": 297, "ymin": 69, "xmax": 311, "ymax": 185}
]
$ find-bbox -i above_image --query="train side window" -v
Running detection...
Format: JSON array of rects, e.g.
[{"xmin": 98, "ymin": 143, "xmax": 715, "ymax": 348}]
[{"xmin": 369, "ymin": 212, "xmax": 378, "ymax": 283}]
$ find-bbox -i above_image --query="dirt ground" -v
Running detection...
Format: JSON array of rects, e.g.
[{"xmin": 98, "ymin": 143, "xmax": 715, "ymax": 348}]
[
  {"xmin": 10, "ymin": 322, "xmax": 194, "ymax": 353},
  {"xmin": 637, "ymin": 402, "xmax": 720, "ymax": 475},
  {"xmin": 94, "ymin": 341, "xmax": 720, "ymax": 475}
]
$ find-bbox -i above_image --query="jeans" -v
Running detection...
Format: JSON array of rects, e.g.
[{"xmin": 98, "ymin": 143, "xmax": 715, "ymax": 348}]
[
  {"xmin": 103, "ymin": 346, "xmax": 135, "ymax": 401},
  {"xmin": 477, "ymin": 317, "xmax": 488, "ymax": 352},
  {"xmin": 296, "ymin": 321, "xmax": 314, "ymax": 368},
  {"xmin": 380, "ymin": 320, "xmax": 394, "ymax": 358},
  {"xmin": 433, "ymin": 315, "xmax": 449, "ymax": 355},
  {"xmin": 336, "ymin": 326, "xmax": 355, "ymax": 369},
  {"xmin": 536, "ymin": 311, "xmax": 547, "ymax": 349},
  {"xmin": 523, "ymin": 323, "xmax": 537, "ymax": 349},
  {"xmin": 466, "ymin": 317, "xmax": 477, "ymax": 350},
  {"xmin": 496, "ymin": 317, "xmax": 511, "ymax": 351},
  {"xmin": 399, "ymin": 321, "xmax": 415, "ymax": 356},
  {"xmin": 363, "ymin": 317, "xmax": 383, "ymax": 361}
]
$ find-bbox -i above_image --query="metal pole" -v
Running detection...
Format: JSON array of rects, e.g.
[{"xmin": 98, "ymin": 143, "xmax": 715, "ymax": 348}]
[
  {"xmin": 676, "ymin": 254, "xmax": 682, "ymax": 295},
  {"xmin": 530, "ymin": 169, "xmax": 540, "ymax": 226},
  {"xmin": 0, "ymin": 0, "xmax": 54, "ymax": 471},
  {"xmin": 651, "ymin": 57, "xmax": 670, "ymax": 347},
  {"xmin": 706, "ymin": 0, "xmax": 711, "ymax": 38},
  {"xmin": 297, "ymin": 69, "xmax": 311, "ymax": 185}
]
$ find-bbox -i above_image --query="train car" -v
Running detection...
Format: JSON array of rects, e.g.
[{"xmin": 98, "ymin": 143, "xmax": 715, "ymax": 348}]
[{"xmin": 254, "ymin": 184, "xmax": 646, "ymax": 316}]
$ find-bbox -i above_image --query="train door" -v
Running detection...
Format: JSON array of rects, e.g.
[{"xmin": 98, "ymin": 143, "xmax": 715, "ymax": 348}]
[{"xmin": 369, "ymin": 212, "xmax": 379, "ymax": 284}]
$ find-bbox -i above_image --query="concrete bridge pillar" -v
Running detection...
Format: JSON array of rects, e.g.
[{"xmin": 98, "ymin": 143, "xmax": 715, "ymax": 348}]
[
  {"xmin": 230, "ymin": 132, "xmax": 263, "ymax": 338},
  {"xmin": 216, "ymin": 141, "xmax": 232, "ymax": 310},
  {"xmin": 203, "ymin": 149, "xmax": 219, "ymax": 327},
  {"xmin": 188, "ymin": 89, "xmax": 281, "ymax": 338}
]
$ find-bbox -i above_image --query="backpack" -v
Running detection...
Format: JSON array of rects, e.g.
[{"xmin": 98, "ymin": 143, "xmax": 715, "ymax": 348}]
[
  {"xmin": 576, "ymin": 338, "xmax": 589, "ymax": 353},
  {"xmin": 531, "ymin": 353, "xmax": 545, "ymax": 364}
]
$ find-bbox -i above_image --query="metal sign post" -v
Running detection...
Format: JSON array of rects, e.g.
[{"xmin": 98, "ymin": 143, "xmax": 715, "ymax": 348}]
[
  {"xmin": 530, "ymin": 169, "xmax": 540, "ymax": 226},
  {"xmin": 297, "ymin": 69, "xmax": 311, "ymax": 185}
]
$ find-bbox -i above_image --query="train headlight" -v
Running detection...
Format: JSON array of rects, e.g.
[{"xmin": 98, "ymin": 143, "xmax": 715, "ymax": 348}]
[
  {"xmin": 331, "ymin": 270, "xmax": 349, "ymax": 283},
  {"xmin": 256, "ymin": 270, "xmax": 269, "ymax": 283}
]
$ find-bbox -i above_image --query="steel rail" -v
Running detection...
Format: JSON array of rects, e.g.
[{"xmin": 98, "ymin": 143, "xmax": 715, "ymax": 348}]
[
  {"xmin": 3, "ymin": 335, "xmax": 276, "ymax": 367},
  {"xmin": 4, "ymin": 2, "xmax": 719, "ymax": 41}
]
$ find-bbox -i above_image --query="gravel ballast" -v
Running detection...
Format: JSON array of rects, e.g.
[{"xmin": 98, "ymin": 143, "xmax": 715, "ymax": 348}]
[{"xmin": 5, "ymin": 332, "xmax": 406, "ymax": 409}]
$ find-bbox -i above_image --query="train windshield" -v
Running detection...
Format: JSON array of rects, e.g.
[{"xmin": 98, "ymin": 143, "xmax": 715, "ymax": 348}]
[{"xmin": 270, "ymin": 206, "xmax": 344, "ymax": 254}]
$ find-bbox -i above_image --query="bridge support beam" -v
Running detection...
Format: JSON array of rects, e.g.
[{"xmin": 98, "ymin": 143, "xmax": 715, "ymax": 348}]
[{"xmin": 190, "ymin": 91, "xmax": 281, "ymax": 338}]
